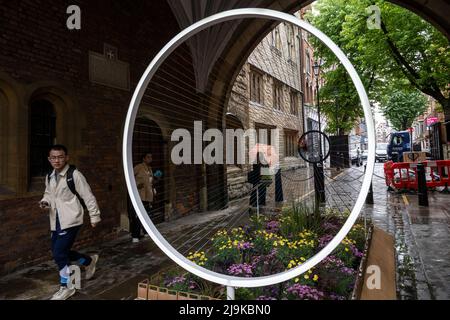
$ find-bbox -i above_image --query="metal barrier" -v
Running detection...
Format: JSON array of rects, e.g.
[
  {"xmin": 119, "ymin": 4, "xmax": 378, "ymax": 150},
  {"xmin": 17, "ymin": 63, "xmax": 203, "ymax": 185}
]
[{"xmin": 384, "ymin": 160, "xmax": 450, "ymax": 190}]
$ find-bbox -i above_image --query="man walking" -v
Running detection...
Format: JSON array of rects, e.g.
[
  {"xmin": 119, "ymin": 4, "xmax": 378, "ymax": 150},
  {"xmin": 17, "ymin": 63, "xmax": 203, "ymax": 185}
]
[{"xmin": 39, "ymin": 145, "xmax": 101, "ymax": 300}]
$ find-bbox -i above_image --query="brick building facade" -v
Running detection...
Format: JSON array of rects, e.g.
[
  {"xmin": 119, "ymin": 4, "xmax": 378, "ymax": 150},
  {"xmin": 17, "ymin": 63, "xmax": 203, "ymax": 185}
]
[
  {"xmin": 226, "ymin": 15, "xmax": 306, "ymax": 200},
  {"xmin": 0, "ymin": 0, "xmax": 220, "ymax": 274}
]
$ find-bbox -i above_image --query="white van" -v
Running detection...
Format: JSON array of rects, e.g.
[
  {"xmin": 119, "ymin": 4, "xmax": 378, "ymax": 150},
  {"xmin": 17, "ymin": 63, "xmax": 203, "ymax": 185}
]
[{"xmin": 376, "ymin": 143, "xmax": 388, "ymax": 162}]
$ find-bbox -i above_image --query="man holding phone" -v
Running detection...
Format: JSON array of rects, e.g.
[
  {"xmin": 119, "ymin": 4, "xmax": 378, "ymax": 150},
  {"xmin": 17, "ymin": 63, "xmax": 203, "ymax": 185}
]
[{"xmin": 39, "ymin": 144, "xmax": 101, "ymax": 300}]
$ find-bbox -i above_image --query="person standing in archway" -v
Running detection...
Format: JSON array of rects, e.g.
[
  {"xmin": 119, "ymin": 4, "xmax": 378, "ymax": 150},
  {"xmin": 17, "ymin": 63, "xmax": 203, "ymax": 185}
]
[{"xmin": 130, "ymin": 153, "xmax": 156, "ymax": 243}]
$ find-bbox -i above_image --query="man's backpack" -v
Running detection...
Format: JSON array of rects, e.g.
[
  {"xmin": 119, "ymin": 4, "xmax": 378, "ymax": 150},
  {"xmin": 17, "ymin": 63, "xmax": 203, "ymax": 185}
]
[{"xmin": 47, "ymin": 165, "xmax": 88, "ymax": 211}]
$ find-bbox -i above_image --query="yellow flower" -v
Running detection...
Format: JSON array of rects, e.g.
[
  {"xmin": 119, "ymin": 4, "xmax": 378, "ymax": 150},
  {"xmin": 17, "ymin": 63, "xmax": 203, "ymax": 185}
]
[
  {"xmin": 313, "ymin": 275, "xmax": 319, "ymax": 282},
  {"xmin": 304, "ymin": 274, "xmax": 310, "ymax": 280},
  {"xmin": 294, "ymin": 278, "xmax": 299, "ymax": 283}
]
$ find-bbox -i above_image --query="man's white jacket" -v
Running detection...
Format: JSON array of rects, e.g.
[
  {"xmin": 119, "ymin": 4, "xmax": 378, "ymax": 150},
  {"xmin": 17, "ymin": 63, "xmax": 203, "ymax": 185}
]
[{"xmin": 41, "ymin": 164, "xmax": 101, "ymax": 231}]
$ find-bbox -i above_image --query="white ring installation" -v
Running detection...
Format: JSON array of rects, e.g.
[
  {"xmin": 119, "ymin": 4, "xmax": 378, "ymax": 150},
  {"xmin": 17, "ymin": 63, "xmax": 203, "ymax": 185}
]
[{"xmin": 122, "ymin": 8, "xmax": 376, "ymax": 288}]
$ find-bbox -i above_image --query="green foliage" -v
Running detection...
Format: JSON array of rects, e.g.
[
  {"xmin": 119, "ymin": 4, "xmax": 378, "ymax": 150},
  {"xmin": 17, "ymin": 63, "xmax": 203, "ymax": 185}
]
[
  {"xmin": 381, "ymin": 90, "xmax": 427, "ymax": 130},
  {"xmin": 235, "ymin": 287, "xmax": 257, "ymax": 300},
  {"xmin": 279, "ymin": 202, "xmax": 324, "ymax": 237},
  {"xmin": 308, "ymin": 0, "xmax": 450, "ymax": 122},
  {"xmin": 249, "ymin": 214, "xmax": 267, "ymax": 231}
]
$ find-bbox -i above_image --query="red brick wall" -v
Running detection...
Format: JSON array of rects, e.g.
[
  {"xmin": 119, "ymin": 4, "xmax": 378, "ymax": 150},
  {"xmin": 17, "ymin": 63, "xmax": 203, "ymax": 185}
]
[{"xmin": 0, "ymin": 0, "xmax": 184, "ymax": 274}]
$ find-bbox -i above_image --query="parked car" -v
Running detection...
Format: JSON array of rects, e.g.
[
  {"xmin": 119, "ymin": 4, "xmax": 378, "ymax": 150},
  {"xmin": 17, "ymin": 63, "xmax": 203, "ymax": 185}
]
[{"xmin": 376, "ymin": 142, "xmax": 388, "ymax": 162}]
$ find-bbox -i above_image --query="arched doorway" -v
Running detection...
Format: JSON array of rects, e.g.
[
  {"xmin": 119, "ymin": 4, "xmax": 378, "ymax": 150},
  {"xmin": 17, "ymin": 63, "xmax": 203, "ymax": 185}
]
[{"xmin": 132, "ymin": 117, "xmax": 166, "ymax": 224}]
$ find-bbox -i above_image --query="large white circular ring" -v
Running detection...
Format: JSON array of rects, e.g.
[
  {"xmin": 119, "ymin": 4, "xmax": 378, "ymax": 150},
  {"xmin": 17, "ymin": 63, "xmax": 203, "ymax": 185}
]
[{"xmin": 123, "ymin": 8, "xmax": 375, "ymax": 288}]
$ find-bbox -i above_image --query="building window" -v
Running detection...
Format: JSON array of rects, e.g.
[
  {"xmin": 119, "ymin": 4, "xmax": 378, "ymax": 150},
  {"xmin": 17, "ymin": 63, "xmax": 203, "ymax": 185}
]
[
  {"xmin": 250, "ymin": 69, "xmax": 263, "ymax": 104},
  {"xmin": 29, "ymin": 99, "xmax": 56, "ymax": 179},
  {"xmin": 284, "ymin": 130, "xmax": 298, "ymax": 157},
  {"xmin": 255, "ymin": 123, "xmax": 276, "ymax": 146},
  {"xmin": 287, "ymin": 25, "xmax": 295, "ymax": 61},
  {"xmin": 271, "ymin": 29, "xmax": 282, "ymax": 51},
  {"xmin": 290, "ymin": 92, "xmax": 299, "ymax": 115},
  {"xmin": 306, "ymin": 51, "xmax": 311, "ymax": 75},
  {"xmin": 273, "ymin": 81, "xmax": 283, "ymax": 111}
]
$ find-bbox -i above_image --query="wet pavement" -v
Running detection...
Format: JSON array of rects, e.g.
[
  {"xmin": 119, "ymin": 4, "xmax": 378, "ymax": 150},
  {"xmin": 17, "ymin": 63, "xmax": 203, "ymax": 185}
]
[
  {"xmin": 342, "ymin": 163, "xmax": 450, "ymax": 300},
  {"xmin": 0, "ymin": 199, "xmax": 250, "ymax": 300},
  {"xmin": 0, "ymin": 163, "xmax": 449, "ymax": 300}
]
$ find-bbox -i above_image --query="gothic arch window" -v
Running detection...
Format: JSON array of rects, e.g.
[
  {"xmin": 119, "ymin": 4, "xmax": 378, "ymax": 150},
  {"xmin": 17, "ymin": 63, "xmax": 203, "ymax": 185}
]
[
  {"xmin": 0, "ymin": 79, "xmax": 20, "ymax": 197},
  {"xmin": 271, "ymin": 29, "xmax": 282, "ymax": 51},
  {"xmin": 29, "ymin": 99, "xmax": 56, "ymax": 182}
]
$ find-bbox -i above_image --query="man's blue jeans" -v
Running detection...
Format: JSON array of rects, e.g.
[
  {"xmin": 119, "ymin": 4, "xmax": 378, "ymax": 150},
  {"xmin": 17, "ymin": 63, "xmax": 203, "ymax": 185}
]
[{"xmin": 51, "ymin": 214, "xmax": 91, "ymax": 272}]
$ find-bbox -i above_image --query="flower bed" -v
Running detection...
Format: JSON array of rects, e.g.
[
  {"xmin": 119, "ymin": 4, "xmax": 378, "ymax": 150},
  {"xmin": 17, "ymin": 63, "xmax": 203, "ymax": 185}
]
[{"xmin": 142, "ymin": 203, "xmax": 371, "ymax": 300}]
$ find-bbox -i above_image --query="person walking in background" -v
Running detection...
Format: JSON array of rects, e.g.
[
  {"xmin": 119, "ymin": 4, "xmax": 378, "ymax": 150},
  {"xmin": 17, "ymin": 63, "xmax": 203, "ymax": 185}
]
[
  {"xmin": 248, "ymin": 152, "xmax": 268, "ymax": 208},
  {"xmin": 130, "ymin": 153, "xmax": 156, "ymax": 243},
  {"xmin": 39, "ymin": 145, "xmax": 101, "ymax": 300}
]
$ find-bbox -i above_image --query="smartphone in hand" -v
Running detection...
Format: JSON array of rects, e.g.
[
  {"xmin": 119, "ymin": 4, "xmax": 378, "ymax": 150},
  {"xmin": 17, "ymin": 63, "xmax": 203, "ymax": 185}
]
[{"xmin": 39, "ymin": 201, "xmax": 50, "ymax": 209}]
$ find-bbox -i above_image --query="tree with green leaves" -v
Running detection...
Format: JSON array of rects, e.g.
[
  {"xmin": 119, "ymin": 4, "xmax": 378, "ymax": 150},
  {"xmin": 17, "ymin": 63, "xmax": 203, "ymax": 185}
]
[
  {"xmin": 308, "ymin": 0, "xmax": 450, "ymax": 130},
  {"xmin": 381, "ymin": 90, "xmax": 427, "ymax": 131},
  {"xmin": 319, "ymin": 67, "xmax": 363, "ymax": 135}
]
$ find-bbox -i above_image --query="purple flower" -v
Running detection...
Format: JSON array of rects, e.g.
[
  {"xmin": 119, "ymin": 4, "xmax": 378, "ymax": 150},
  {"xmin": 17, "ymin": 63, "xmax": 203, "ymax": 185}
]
[
  {"xmin": 165, "ymin": 276, "xmax": 186, "ymax": 288},
  {"xmin": 318, "ymin": 235, "xmax": 334, "ymax": 248},
  {"xmin": 340, "ymin": 267, "xmax": 356, "ymax": 275},
  {"xmin": 256, "ymin": 295, "xmax": 276, "ymax": 300},
  {"xmin": 266, "ymin": 220, "xmax": 280, "ymax": 233},
  {"xmin": 321, "ymin": 255, "xmax": 345, "ymax": 269},
  {"xmin": 227, "ymin": 263, "xmax": 253, "ymax": 277},
  {"xmin": 329, "ymin": 293, "xmax": 346, "ymax": 300},
  {"xmin": 188, "ymin": 281, "xmax": 198, "ymax": 290},
  {"xmin": 350, "ymin": 244, "xmax": 363, "ymax": 258},
  {"xmin": 237, "ymin": 242, "xmax": 253, "ymax": 250},
  {"xmin": 322, "ymin": 222, "xmax": 339, "ymax": 232},
  {"xmin": 286, "ymin": 284, "xmax": 324, "ymax": 300}
]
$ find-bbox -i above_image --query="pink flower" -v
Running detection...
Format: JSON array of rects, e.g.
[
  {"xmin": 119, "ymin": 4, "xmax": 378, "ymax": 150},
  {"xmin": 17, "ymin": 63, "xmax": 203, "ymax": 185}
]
[{"xmin": 227, "ymin": 263, "xmax": 253, "ymax": 277}]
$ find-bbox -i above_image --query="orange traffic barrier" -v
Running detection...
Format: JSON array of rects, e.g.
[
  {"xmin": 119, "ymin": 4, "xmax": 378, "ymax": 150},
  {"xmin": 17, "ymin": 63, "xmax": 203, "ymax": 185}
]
[{"xmin": 384, "ymin": 160, "xmax": 450, "ymax": 190}]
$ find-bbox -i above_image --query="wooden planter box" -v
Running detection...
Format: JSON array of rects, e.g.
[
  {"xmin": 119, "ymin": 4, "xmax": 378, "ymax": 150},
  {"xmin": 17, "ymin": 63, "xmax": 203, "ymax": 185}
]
[{"xmin": 137, "ymin": 279, "xmax": 220, "ymax": 300}]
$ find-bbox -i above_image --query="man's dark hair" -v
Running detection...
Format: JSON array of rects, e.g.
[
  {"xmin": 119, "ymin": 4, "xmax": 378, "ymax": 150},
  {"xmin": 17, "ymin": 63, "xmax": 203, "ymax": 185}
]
[
  {"xmin": 49, "ymin": 144, "xmax": 68, "ymax": 156},
  {"xmin": 142, "ymin": 153, "xmax": 152, "ymax": 160}
]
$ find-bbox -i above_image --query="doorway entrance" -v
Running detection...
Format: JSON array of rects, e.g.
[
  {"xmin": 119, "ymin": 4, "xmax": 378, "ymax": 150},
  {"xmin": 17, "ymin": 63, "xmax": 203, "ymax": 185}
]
[{"xmin": 132, "ymin": 117, "xmax": 166, "ymax": 224}]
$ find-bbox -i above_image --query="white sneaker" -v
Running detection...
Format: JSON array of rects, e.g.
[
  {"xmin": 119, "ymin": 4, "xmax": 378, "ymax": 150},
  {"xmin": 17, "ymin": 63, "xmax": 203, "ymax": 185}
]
[
  {"xmin": 132, "ymin": 238, "xmax": 140, "ymax": 243},
  {"xmin": 85, "ymin": 254, "xmax": 99, "ymax": 280},
  {"xmin": 50, "ymin": 286, "xmax": 76, "ymax": 300}
]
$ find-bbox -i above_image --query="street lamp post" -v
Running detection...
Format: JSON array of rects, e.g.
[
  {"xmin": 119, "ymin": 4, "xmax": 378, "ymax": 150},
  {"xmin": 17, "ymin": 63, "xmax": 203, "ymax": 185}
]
[{"xmin": 313, "ymin": 59, "xmax": 325, "ymax": 204}]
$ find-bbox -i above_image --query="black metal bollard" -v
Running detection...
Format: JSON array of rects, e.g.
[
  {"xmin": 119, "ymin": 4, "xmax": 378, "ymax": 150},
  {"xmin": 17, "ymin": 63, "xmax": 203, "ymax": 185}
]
[
  {"xmin": 417, "ymin": 163, "xmax": 429, "ymax": 207},
  {"xmin": 365, "ymin": 165, "xmax": 374, "ymax": 204},
  {"xmin": 314, "ymin": 162, "xmax": 326, "ymax": 205},
  {"xmin": 441, "ymin": 182, "xmax": 450, "ymax": 194},
  {"xmin": 275, "ymin": 168, "xmax": 284, "ymax": 202}
]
